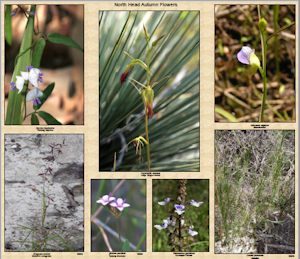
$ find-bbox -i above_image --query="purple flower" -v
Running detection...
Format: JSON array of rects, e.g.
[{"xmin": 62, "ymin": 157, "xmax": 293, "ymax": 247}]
[
  {"xmin": 25, "ymin": 88, "xmax": 43, "ymax": 106},
  {"xmin": 158, "ymin": 197, "xmax": 170, "ymax": 205},
  {"xmin": 237, "ymin": 46, "xmax": 261, "ymax": 74},
  {"xmin": 96, "ymin": 193, "xmax": 116, "ymax": 206},
  {"xmin": 154, "ymin": 222, "xmax": 168, "ymax": 230},
  {"xmin": 110, "ymin": 198, "xmax": 130, "ymax": 211},
  {"xmin": 237, "ymin": 46, "xmax": 254, "ymax": 65}
]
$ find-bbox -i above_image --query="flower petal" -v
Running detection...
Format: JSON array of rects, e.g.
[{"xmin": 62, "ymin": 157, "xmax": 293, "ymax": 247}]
[
  {"xmin": 29, "ymin": 68, "xmax": 42, "ymax": 87},
  {"xmin": 26, "ymin": 88, "xmax": 43, "ymax": 102},
  {"xmin": 237, "ymin": 46, "xmax": 253, "ymax": 65},
  {"xmin": 15, "ymin": 76, "xmax": 25, "ymax": 94}
]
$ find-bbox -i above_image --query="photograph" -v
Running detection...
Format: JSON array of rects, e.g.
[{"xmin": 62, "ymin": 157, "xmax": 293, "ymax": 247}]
[
  {"xmin": 99, "ymin": 11, "xmax": 200, "ymax": 172},
  {"xmin": 215, "ymin": 130, "xmax": 295, "ymax": 253},
  {"xmin": 4, "ymin": 134, "xmax": 84, "ymax": 252},
  {"xmin": 215, "ymin": 5, "xmax": 295, "ymax": 122},
  {"xmin": 4, "ymin": 4, "xmax": 84, "ymax": 125},
  {"xmin": 91, "ymin": 179, "xmax": 146, "ymax": 252},
  {"xmin": 152, "ymin": 179, "xmax": 209, "ymax": 252}
]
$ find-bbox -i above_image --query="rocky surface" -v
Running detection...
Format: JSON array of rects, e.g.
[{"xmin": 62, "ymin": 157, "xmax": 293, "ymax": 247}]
[{"xmin": 4, "ymin": 134, "xmax": 84, "ymax": 252}]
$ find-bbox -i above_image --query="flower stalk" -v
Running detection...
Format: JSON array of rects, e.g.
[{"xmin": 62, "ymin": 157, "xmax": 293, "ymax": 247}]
[{"xmin": 120, "ymin": 24, "xmax": 170, "ymax": 171}]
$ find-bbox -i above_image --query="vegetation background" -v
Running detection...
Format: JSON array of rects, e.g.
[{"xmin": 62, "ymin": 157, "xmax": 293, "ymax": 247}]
[
  {"xmin": 100, "ymin": 11, "xmax": 200, "ymax": 171},
  {"xmin": 215, "ymin": 5, "xmax": 295, "ymax": 122},
  {"xmin": 152, "ymin": 179, "xmax": 209, "ymax": 252},
  {"xmin": 215, "ymin": 130, "xmax": 295, "ymax": 254}
]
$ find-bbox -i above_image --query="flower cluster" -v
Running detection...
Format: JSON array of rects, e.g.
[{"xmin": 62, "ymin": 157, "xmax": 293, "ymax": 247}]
[
  {"xmin": 155, "ymin": 197, "xmax": 203, "ymax": 244},
  {"xmin": 10, "ymin": 66, "xmax": 44, "ymax": 107},
  {"xmin": 97, "ymin": 193, "xmax": 130, "ymax": 218}
]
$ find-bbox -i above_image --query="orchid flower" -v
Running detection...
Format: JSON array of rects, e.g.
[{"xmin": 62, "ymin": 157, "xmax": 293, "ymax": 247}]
[
  {"xmin": 190, "ymin": 199, "xmax": 203, "ymax": 207},
  {"xmin": 10, "ymin": 76, "xmax": 25, "ymax": 93},
  {"xmin": 174, "ymin": 204, "xmax": 185, "ymax": 215},
  {"xmin": 158, "ymin": 197, "xmax": 170, "ymax": 205},
  {"xmin": 110, "ymin": 198, "xmax": 130, "ymax": 212},
  {"xmin": 96, "ymin": 193, "xmax": 116, "ymax": 206},
  {"xmin": 25, "ymin": 88, "xmax": 43, "ymax": 106},
  {"xmin": 188, "ymin": 229, "xmax": 198, "ymax": 236},
  {"xmin": 28, "ymin": 68, "xmax": 44, "ymax": 87}
]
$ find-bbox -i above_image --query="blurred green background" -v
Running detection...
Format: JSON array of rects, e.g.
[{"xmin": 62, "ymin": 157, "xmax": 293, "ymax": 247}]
[
  {"xmin": 99, "ymin": 11, "xmax": 200, "ymax": 171},
  {"xmin": 152, "ymin": 179, "xmax": 209, "ymax": 252},
  {"xmin": 91, "ymin": 179, "xmax": 146, "ymax": 252}
]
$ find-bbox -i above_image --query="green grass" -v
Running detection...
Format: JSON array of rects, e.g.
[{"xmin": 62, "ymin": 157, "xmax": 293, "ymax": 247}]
[{"xmin": 215, "ymin": 130, "xmax": 295, "ymax": 254}]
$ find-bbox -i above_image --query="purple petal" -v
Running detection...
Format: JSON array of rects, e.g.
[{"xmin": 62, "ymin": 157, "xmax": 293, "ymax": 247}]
[
  {"xmin": 10, "ymin": 82, "xmax": 15, "ymax": 86},
  {"xmin": 38, "ymin": 77, "xmax": 43, "ymax": 83},
  {"xmin": 237, "ymin": 46, "xmax": 254, "ymax": 65},
  {"xmin": 33, "ymin": 99, "xmax": 37, "ymax": 106},
  {"xmin": 10, "ymin": 85, "xmax": 16, "ymax": 91},
  {"xmin": 26, "ymin": 66, "xmax": 30, "ymax": 72}
]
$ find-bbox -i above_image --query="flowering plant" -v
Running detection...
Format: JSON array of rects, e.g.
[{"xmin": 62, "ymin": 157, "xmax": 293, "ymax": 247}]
[
  {"xmin": 5, "ymin": 5, "xmax": 83, "ymax": 125},
  {"xmin": 120, "ymin": 24, "xmax": 172, "ymax": 171},
  {"xmin": 154, "ymin": 180, "xmax": 205, "ymax": 251}
]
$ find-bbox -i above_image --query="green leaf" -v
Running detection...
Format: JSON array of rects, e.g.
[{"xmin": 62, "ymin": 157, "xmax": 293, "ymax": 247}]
[
  {"xmin": 32, "ymin": 38, "xmax": 46, "ymax": 68},
  {"xmin": 37, "ymin": 111, "xmax": 62, "ymax": 125},
  {"xmin": 5, "ymin": 5, "xmax": 36, "ymax": 125},
  {"xmin": 5, "ymin": 5, "xmax": 12, "ymax": 46},
  {"xmin": 122, "ymin": 240, "xmax": 130, "ymax": 252},
  {"xmin": 215, "ymin": 107, "xmax": 238, "ymax": 122},
  {"xmin": 34, "ymin": 83, "xmax": 55, "ymax": 111},
  {"xmin": 31, "ymin": 113, "xmax": 39, "ymax": 125},
  {"xmin": 47, "ymin": 33, "xmax": 83, "ymax": 52}
]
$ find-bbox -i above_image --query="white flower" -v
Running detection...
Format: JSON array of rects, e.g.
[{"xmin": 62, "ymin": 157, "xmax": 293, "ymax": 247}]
[
  {"xmin": 174, "ymin": 204, "xmax": 185, "ymax": 215},
  {"xmin": 188, "ymin": 229, "xmax": 198, "ymax": 236},
  {"xmin": 10, "ymin": 76, "xmax": 25, "ymax": 94},
  {"xmin": 28, "ymin": 68, "xmax": 44, "ymax": 87},
  {"xmin": 26, "ymin": 88, "xmax": 43, "ymax": 106},
  {"xmin": 158, "ymin": 197, "xmax": 170, "ymax": 205},
  {"xmin": 154, "ymin": 222, "xmax": 168, "ymax": 230},
  {"xmin": 190, "ymin": 199, "xmax": 204, "ymax": 207},
  {"xmin": 96, "ymin": 193, "xmax": 116, "ymax": 206},
  {"xmin": 110, "ymin": 198, "xmax": 130, "ymax": 212}
]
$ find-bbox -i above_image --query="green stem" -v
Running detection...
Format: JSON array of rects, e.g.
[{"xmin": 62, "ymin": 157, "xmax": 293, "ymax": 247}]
[
  {"xmin": 145, "ymin": 114, "xmax": 150, "ymax": 171},
  {"xmin": 146, "ymin": 42, "xmax": 150, "ymax": 86},
  {"xmin": 116, "ymin": 218, "xmax": 122, "ymax": 250},
  {"xmin": 259, "ymin": 29, "xmax": 267, "ymax": 122}
]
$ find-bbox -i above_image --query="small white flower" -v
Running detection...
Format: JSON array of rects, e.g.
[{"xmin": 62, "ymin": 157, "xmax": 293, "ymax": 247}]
[
  {"xmin": 28, "ymin": 68, "xmax": 44, "ymax": 87},
  {"xmin": 174, "ymin": 204, "xmax": 185, "ymax": 215},
  {"xmin": 154, "ymin": 222, "xmax": 168, "ymax": 230},
  {"xmin": 158, "ymin": 197, "xmax": 170, "ymax": 205},
  {"xmin": 181, "ymin": 219, "xmax": 184, "ymax": 226},
  {"xmin": 26, "ymin": 88, "xmax": 43, "ymax": 105},
  {"xmin": 188, "ymin": 229, "xmax": 198, "ymax": 236},
  {"xmin": 190, "ymin": 199, "xmax": 203, "ymax": 207},
  {"xmin": 10, "ymin": 76, "xmax": 25, "ymax": 94},
  {"xmin": 110, "ymin": 198, "xmax": 130, "ymax": 211},
  {"xmin": 96, "ymin": 193, "xmax": 116, "ymax": 206}
]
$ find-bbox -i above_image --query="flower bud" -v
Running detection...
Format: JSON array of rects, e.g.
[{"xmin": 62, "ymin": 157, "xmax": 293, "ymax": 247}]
[
  {"xmin": 141, "ymin": 88, "xmax": 154, "ymax": 119},
  {"xmin": 143, "ymin": 24, "xmax": 150, "ymax": 42},
  {"xmin": 152, "ymin": 35, "xmax": 165, "ymax": 47},
  {"xmin": 258, "ymin": 18, "xmax": 267, "ymax": 32}
]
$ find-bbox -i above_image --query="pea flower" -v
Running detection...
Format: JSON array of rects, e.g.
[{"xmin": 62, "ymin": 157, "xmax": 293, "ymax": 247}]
[
  {"xmin": 174, "ymin": 204, "xmax": 185, "ymax": 215},
  {"xmin": 237, "ymin": 46, "xmax": 261, "ymax": 73},
  {"xmin": 188, "ymin": 229, "xmax": 198, "ymax": 236},
  {"xmin": 190, "ymin": 199, "xmax": 203, "ymax": 207},
  {"xmin": 10, "ymin": 76, "xmax": 25, "ymax": 93},
  {"xmin": 25, "ymin": 88, "xmax": 43, "ymax": 106},
  {"xmin": 28, "ymin": 68, "xmax": 44, "ymax": 87},
  {"xmin": 110, "ymin": 198, "xmax": 130, "ymax": 212},
  {"xmin": 158, "ymin": 197, "xmax": 170, "ymax": 205},
  {"xmin": 96, "ymin": 193, "xmax": 115, "ymax": 206}
]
